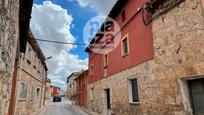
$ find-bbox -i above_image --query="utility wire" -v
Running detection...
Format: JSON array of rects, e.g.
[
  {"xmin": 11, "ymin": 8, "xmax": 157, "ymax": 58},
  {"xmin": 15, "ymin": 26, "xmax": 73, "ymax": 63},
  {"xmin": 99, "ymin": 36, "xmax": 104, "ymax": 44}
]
[{"xmin": 31, "ymin": 38, "xmax": 88, "ymax": 46}]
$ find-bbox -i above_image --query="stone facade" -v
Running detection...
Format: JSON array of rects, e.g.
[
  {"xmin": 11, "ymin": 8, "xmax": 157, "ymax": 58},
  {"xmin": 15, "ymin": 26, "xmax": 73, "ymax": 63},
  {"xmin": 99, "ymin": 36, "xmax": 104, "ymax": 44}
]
[
  {"xmin": 0, "ymin": 0, "xmax": 20, "ymax": 114},
  {"xmin": 87, "ymin": 0, "xmax": 204, "ymax": 115},
  {"xmin": 67, "ymin": 71, "xmax": 83, "ymax": 100},
  {"xmin": 13, "ymin": 32, "xmax": 47, "ymax": 115},
  {"xmin": 67, "ymin": 78, "xmax": 77, "ymax": 98}
]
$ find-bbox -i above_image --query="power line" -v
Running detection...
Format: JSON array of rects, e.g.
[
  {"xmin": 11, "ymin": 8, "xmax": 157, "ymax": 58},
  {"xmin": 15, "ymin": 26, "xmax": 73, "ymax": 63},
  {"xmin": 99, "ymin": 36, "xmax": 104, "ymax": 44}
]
[
  {"xmin": 31, "ymin": 38, "xmax": 88, "ymax": 46},
  {"xmin": 30, "ymin": 38, "xmax": 110, "ymax": 50}
]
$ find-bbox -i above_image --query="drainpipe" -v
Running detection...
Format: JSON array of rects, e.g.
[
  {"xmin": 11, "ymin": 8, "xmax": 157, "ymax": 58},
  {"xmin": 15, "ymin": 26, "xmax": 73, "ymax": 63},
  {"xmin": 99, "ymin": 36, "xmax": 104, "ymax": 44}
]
[
  {"xmin": 12, "ymin": 53, "xmax": 24, "ymax": 115},
  {"xmin": 8, "ymin": 47, "xmax": 21, "ymax": 115},
  {"xmin": 43, "ymin": 72, "xmax": 47, "ymax": 106},
  {"xmin": 43, "ymin": 57, "xmax": 51, "ymax": 106}
]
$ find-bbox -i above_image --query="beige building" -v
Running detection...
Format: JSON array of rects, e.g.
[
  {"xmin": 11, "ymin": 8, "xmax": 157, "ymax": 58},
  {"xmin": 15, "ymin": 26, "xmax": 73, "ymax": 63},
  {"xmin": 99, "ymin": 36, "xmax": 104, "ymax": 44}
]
[
  {"xmin": 45, "ymin": 78, "xmax": 52, "ymax": 99},
  {"xmin": 12, "ymin": 31, "xmax": 48, "ymax": 115},
  {"xmin": 67, "ymin": 71, "xmax": 83, "ymax": 100},
  {"xmin": 0, "ymin": 0, "xmax": 34, "ymax": 114},
  {"xmin": 87, "ymin": 0, "xmax": 204, "ymax": 115}
]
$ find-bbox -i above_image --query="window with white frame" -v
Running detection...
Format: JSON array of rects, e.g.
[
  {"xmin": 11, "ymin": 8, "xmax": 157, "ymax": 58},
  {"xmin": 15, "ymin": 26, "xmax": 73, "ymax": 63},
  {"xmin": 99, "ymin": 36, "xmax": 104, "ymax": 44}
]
[
  {"xmin": 20, "ymin": 83, "xmax": 28, "ymax": 100},
  {"xmin": 128, "ymin": 78, "xmax": 139, "ymax": 103},
  {"xmin": 90, "ymin": 88, "xmax": 94, "ymax": 101}
]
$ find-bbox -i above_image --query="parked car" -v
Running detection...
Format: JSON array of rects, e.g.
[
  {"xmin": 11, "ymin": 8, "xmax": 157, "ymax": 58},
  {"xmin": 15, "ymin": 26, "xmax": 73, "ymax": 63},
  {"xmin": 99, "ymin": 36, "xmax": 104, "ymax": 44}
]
[{"xmin": 53, "ymin": 94, "xmax": 61, "ymax": 102}]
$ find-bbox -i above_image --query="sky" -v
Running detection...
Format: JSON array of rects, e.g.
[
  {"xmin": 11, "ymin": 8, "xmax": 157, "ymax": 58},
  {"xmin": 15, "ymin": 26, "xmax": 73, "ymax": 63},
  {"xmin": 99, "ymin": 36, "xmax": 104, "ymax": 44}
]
[{"xmin": 30, "ymin": 0, "xmax": 117, "ymax": 91}]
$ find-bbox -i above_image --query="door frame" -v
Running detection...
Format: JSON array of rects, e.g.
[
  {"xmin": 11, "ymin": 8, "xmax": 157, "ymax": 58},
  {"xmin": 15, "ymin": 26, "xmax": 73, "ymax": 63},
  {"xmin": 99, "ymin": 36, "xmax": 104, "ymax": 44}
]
[
  {"xmin": 179, "ymin": 76, "xmax": 204, "ymax": 115},
  {"xmin": 34, "ymin": 87, "xmax": 41, "ymax": 109},
  {"xmin": 102, "ymin": 88, "xmax": 111, "ymax": 115}
]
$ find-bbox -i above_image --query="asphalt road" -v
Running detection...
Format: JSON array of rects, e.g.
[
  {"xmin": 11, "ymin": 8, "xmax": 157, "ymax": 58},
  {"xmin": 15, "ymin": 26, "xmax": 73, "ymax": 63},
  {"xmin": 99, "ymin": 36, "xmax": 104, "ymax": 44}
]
[{"xmin": 39, "ymin": 100, "xmax": 89, "ymax": 115}]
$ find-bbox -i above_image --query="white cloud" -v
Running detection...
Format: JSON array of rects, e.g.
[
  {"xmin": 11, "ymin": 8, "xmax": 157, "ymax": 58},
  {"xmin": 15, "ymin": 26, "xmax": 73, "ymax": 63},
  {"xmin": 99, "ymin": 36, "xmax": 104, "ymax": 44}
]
[
  {"xmin": 30, "ymin": 1, "xmax": 88, "ymax": 91},
  {"xmin": 68, "ymin": 0, "xmax": 117, "ymax": 15},
  {"xmin": 68, "ymin": 0, "xmax": 91, "ymax": 7}
]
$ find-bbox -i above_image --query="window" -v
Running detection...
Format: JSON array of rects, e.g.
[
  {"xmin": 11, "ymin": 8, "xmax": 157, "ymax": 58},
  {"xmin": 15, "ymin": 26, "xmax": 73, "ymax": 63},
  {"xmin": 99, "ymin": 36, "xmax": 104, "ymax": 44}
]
[
  {"xmin": 104, "ymin": 54, "xmax": 108, "ymax": 68},
  {"xmin": 90, "ymin": 88, "xmax": 94, "ymax": 101},
  {"xmin": 20, "ymin": 83, "xmax": 27, "ymax": 100},
  {"xmin": 129, "ymin": 78, "xmax": 139, "ymax": 103},
  {"xmin": 121, "ymin": 10, "xmax": 126, "ymax": 22},
  {"xmin": 33, "ymin": 54, "xmax": 37, "ymax": 69},
  {"xmin": 122, "ymin": 37, "xmax": 129, "ymax": 56},
  {"xmin": 26, "ymin": 47, "xmax": 32, "ymax": 64},
  {"xmin": 37, "ymin": 88, "xmax": 40, "ymax": 97},
  {"xmin": 37, "ymin": 60, "xmax": 41, "ymax": 73}
]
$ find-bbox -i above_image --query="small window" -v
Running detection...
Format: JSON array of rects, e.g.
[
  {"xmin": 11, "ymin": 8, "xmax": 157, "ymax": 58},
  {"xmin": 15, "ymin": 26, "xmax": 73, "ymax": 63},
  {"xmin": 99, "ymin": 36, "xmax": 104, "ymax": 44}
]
[
  {"xmin": 121, "ymin": 10, "xmax": 126, "ymax": 22},
  {"xmin": 26, "ymin": 47, "xmax": 32, "ymax": 64},
  {"xmin": 20, "ymin": 83, "xmax": 27, "ymax": 100},
  {"xmin": 104, "ymin": 54, "xmax": 108, "ymax": 68},
  {"xmin": 122, "ymin": 37, "xmax": 129, "ymax": 56},
  {"xmin": 90, "ymin": 88, "xmax": 94, "ymax": 101},
  {"xmin": 129, "ymin": 79, "xmax": 139, "ymax": 103},
  {"xmin": 36, "ymin": 88, "xmax": 40, "ymax": 99}
]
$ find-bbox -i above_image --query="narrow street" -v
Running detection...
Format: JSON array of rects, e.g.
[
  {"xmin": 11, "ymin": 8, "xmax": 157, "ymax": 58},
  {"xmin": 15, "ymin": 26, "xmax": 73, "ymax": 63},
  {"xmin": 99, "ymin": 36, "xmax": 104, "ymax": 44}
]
[
  {"xmin": 40, "ymin": 100, "xmax": 89, "ymax": 115},
  {"xmin": 2, "ymin": 0, "xmax": 204, "ymax": 115}
]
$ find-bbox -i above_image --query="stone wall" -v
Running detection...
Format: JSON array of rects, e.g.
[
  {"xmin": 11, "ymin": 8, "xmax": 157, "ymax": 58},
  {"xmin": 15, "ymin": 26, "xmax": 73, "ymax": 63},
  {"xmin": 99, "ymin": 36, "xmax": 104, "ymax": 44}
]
[
  {"xmin": 14, "ymin": 42, "xmax": 46, "ymax": 115},
  {"xmin": 15, "ymin": 69, "xmax": 45, "ymax": 115},
  {"xmin": 87, "ymin": 0, "xmax": 204, "ymax": 115},
  {"xmin": 67, "ymin": 77, "xmax": 76, "ymax": 98},
  {"xmin": 0, "ymin": 0, "xmax": 19, "ymax": 114},
  {"xmin": 67, "ymin": 74, "xmax": 78, "ymax": 99}
]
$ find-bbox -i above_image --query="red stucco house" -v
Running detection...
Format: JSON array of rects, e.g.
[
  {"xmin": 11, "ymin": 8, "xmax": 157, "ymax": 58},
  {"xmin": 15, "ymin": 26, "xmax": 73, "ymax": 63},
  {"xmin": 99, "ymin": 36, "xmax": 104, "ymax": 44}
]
[{"xmin": 85, "ymin": 0, "xmax": 204, "ymax": 115}]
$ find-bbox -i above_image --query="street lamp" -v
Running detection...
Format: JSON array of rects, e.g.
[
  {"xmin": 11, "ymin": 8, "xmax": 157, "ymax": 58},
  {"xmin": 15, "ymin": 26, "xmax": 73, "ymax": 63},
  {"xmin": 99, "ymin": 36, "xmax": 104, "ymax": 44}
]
[{"xmin": 45, "ymin": 56, "xmax": 52, "ymax": 61}]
